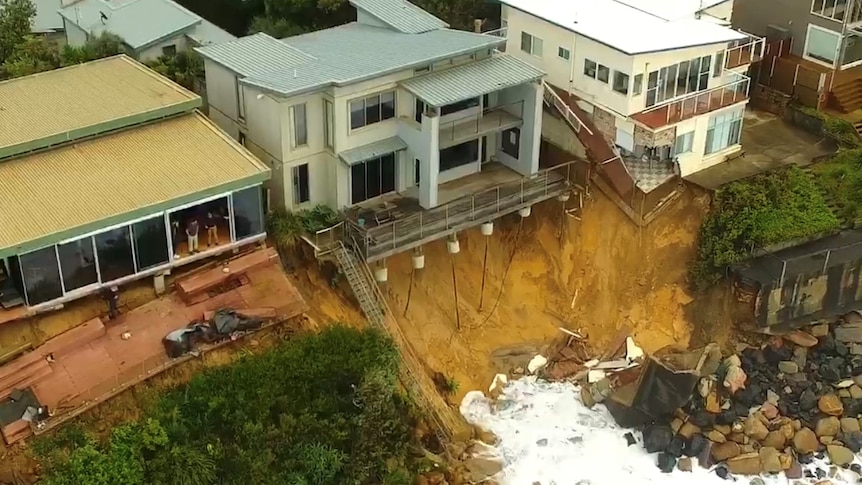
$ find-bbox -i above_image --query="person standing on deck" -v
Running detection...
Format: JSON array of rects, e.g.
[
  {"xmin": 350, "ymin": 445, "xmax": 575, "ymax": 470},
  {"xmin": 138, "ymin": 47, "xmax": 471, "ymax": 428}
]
[{"xmin": 186, "ymin": 218, "xmax": 200, "ymax": 254}]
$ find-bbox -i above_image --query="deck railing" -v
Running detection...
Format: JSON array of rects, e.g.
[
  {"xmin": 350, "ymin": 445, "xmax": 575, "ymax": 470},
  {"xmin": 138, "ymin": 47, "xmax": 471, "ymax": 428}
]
[
  {"xmin": 725, "ymin": 30, "xmax": 765, "ymax": 69},
  {"xmin": 344, "ymin": 161, "xmax": 577, "ymax": 262},
  {"xmin": 642, "ymin": 73, "xmax": 750, "ymax": 126},
  {"xmin": 438, "ymin": 100, "xmax": 524, "ymax": 145}
]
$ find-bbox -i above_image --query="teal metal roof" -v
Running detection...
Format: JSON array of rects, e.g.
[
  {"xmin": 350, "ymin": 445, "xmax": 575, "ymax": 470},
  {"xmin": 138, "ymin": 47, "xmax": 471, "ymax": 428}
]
[
  {"xmin": 32, "ymin": 0, "xmax": 64, "ymax": 33},
  {"xmin": 349, "ymin": 0, "xmax": 447, "ymax": 34},
  {"xmin": 401, "ymin": 54, "xmax": 545, "ymax": 107},
  {"xmin": 197, "ymin": 24, "xmax": 504, "ymax": 96},
  {"xmin": 338, "ymin": 136, "xmax": 408, "ymax": 165},
  {"xmin": 58, "ymin": 0, "xmax": 201, "ymax": 50}
]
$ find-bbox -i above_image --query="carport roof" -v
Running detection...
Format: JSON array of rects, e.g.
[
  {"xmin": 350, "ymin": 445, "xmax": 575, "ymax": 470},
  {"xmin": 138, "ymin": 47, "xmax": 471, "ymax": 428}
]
[{"xmin": 0, "ymin": 113, "xmax": 269, "ymax": 258}]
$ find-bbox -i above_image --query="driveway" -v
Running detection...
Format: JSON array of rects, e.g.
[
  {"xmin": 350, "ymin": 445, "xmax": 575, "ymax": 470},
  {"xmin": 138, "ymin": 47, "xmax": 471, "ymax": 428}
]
[{"xmin": 684, "ymin": 110, "xmax": 837, "ymax": 190}]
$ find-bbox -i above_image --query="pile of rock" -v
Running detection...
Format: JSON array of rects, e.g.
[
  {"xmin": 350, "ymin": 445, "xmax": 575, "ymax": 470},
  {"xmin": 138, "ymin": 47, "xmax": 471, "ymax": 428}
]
[{"xmin": 640, "ymin": 312, "xmax": 862, "ymax": 480}]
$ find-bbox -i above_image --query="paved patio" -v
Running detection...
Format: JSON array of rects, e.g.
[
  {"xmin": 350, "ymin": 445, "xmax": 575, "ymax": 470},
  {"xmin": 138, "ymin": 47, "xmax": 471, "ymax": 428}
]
[{"xmin": 684, "ymin": 110, "xmax": 838, "ymax": 190}]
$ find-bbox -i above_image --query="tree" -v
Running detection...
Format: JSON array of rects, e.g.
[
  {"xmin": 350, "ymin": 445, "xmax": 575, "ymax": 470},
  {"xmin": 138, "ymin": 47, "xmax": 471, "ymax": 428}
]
[
  {"xmin": 1, "ymin": 31, "xmax": 124, "ymax": 80},
  {"xmin": 0, "ymin": 0, "xmax": 35, "ymax": 63},
  {"xmin": 1, "ymin": 35, "xmax": 59, "ymax": 78},
  {"xmin": 146, "ymin": 50, "xmax": 204, "ymax": 90},
  {"xmin": 248, "ymin": 15, "xmax": 310, "ymax": 38}
]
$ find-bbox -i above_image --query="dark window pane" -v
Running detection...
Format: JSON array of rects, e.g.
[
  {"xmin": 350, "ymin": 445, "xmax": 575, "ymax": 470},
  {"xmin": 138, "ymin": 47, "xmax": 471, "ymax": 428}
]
[
  {"xmin": 415, "ymin": 99, "xmax": 424, "ymax": 123},
  {"xmin": 440, "ymin": 139, "xmax": 480, "ymax": 171},
  {"xmin": 502, "ymin": 128, "xmax": 520, "ymax": 158},
  {"xmin": 381, "ymin": 91, "xmax": 395, "ymax": 120},
  {"xmin": 20, "ymin": 246, "xmax": 63, "ymax": 306},
  {"xmin": 414, "ymin": 159, "xmax": 420, "ymax": 185},
  {"xmin": 597, "ymin": 64, "xmax": 609, "ymax": 83},
  {"xmin": 367, "ymin": 157, "xmax": 382, "ymax": 199},
  {"xmin": 294, "ymin": 163, "xmax": 310, "ymax": 204},
  {"xmin": 351, "ymin": 163, "xmax": 367, "ymax": 204},
  {"xmin": 58, "ymin": 237, "xmax": 98, "ymax": 292},
  {"xmin": 647, "ymin": 70, "xmax": 658, "ymax": 89},
  {"xmin": 350, "ymin": 100, "xmax": 365, "ymax": 129},
  {"xmin": 132, "ymin": 216, "xmax": 169, "ymax": 271},
  {"xmin": 95, "ymin": 226, "xmax": 135, "ymax": 282},
  {"xmin": 381, "ymin": 154, "xmax": 396, "ymax": 193},
  {"xmin": 232, "ymin": 186, "xmax": 265, "ymax": 240},
  {"xmin": 365, "ymin": 95, "xmax": 381, "ymax": 125},
  {"xmin": 441, "ymin": 97, "xmax": 479, "ymax": 116}
]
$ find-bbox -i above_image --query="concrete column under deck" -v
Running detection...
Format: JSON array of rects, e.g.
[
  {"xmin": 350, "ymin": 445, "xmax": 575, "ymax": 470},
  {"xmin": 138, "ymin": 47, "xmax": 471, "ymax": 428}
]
[{"xmin": 419, "ymin": 113, "xmax": 441, "ymax": 209}]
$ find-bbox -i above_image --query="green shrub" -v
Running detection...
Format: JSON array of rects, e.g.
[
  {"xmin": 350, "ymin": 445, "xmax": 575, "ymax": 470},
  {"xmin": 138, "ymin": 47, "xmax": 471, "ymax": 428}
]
[
  {"xmin": 796, "ymin": 106, "xmax": 862, "ymax": 148},
  {"xmin": 36, "ymin": 327, "xmax": 418, "ymax": 485},
  {"xmin": 689, "ymin": 166, "xmax": 840, "ymax": 289},
  {"xmin": 297, "ymin": 205, "xmax": 339, "ymax": 233},
  {"xmin": 811, "ymin": 148, "xmax": 862, "ymax": 225}
]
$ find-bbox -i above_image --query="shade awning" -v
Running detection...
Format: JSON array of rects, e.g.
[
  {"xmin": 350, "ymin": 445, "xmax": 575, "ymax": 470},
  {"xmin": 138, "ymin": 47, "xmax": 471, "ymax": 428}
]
[
  {"xmin": 338, "ymin": 136, "xmax": 408, "ymax": 165},
  {"xmin": 400, "ymin": 54, "xmax": 544, "ymax": 107}
]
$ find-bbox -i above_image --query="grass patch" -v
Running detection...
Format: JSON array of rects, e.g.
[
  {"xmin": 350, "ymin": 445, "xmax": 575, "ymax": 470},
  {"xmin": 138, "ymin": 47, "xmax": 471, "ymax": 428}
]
[
  {"xmin": 810, "ymin": 148, "xmax": 862, "ymax": 225},
  {"xmin": 34, "ymin": 326, "xmax": 421, "ymax": 485}
]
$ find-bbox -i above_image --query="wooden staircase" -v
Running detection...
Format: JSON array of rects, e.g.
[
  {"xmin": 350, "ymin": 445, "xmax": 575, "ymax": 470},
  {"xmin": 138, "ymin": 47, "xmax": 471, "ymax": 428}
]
[
  {"xmin": 830, "ymin": 79, "xmax": 862, "ymax": 113},
  {"xmin": 854, "ymin": 120, "xmax": 862, "ymax": 138}
]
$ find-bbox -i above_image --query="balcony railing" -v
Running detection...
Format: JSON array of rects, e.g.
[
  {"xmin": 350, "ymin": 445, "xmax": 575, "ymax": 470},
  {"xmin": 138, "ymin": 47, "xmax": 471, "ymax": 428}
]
[
  {"xmin": 482, "ymin": 27, "xmax": 507, "ymax": 51},
  {"xmin": 342, "ymin": 161, "xmax": 576, "ymax": 262},
  {"xmin": 438, "ymin": 100, "xmax": 523, "ymax": 145},
  {"xmin": 725, "ymin": 30, "xmax": 765, "ymax": 69},
  {"xmin": 634, "ymin": 73, "xmax": 750, "ymax": 128}
]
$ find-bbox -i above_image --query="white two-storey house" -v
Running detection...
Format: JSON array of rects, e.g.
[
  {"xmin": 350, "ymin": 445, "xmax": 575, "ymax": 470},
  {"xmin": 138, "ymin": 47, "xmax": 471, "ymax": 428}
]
[
  {"xmin": 499, "ymin": 0, "xmax": 764, "ymax": 185},
  {"xmin": 197, "ymin": 0, "xmax": 570, "ymax": 263}
]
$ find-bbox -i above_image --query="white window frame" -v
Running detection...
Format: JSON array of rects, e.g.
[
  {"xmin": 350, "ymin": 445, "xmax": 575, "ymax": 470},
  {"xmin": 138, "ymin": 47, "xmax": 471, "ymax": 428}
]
[
  {"xmin": 803, "ymin": 23, "xmax": 842, "ymax": 68},
  {"xmin": 520, "ymin": 31, "xmax": 543, "ymax": 57},
  {"xmin": 612, "ymin": 71, "xmax": 630, "ymax": 95},
  {"xmin": 290, "ymin": 103, "xmax": 307, "ymax": 148},
  {"xmin": 558, "ymin": 46, "xmax": 570, "ymax": 61},
  {"xmin": 705, "ymin": 109, "xmax": 744, "ymax": 155},
  {"xmin": 810, "ymin": 0, "xmax": 847, "ymax": 22},
  {"xmin": 323, "ymin": 99, "xmax": 334, "ymax": 150},
  {"xmin": 672, "ymin": 131, "xmax": 694, "ymax": 156},
  {"xmin": 236, "ymin": 79, "xmax": 246, "ymax": 121}
]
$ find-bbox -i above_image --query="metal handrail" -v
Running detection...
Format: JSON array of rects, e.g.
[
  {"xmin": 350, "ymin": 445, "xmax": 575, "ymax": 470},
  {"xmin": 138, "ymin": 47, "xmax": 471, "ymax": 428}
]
[
  {"xmin": 725, "ymin": 30, "xmax": 766, "ymax": 69},
  {"xmin": 482, "ymin": 27, "xmax": 507, "ymax": 38},
  {"xmin": 438, "ymin": 100, "xmax": 524, "ymax": 144},
  {"xmin": 343, "ymin": 162, "xmax": 574, "ymax": 261},
  {"xmin": 541, "ymin": 80, "xmax": 593, "ymax": 135},
  {"xmin": 642, "ymin": 73, "xmax": 750, "ymax": 124}
]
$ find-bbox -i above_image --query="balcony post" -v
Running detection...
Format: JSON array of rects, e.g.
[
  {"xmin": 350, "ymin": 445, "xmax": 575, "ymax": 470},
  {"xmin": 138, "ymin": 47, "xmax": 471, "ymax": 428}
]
[{"xmin": 418, "ymin": 112, "xmax": 440, "ymax": 209}]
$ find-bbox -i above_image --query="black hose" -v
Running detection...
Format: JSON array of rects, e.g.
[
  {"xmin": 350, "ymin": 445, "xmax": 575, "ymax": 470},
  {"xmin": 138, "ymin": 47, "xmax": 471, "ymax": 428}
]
[
  {"xmin": 480, "ymin": 218, "xmax": 524, "ymax": 326},
  {"xmin": 404, "ymin": 267, "xmax": 414, "ymax": 317},
  {"xmin": 477, "ymin": 238, "xmax": 489, "ymax": 310}
]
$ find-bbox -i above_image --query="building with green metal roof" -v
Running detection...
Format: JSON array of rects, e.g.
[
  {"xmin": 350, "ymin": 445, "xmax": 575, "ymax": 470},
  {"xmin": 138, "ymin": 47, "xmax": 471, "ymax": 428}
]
[
  {"xmin": 196, "ymin": 0, "xmax": 573, "ymax": 265},
  {"xmin": 0, "ymin": 55, "xmax": 270, "ymax": 317}
]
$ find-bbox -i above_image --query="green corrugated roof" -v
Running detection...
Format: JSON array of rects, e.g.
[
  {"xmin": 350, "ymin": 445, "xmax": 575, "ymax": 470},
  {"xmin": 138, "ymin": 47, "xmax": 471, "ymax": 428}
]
[
  {"xmin": 401, "ymin": 54, "xmax": 545, "ymax": 107},
  {"xmin": 339, "ymin": 136, "xmax": 408, "ymax": 165},
  {"xmin": 348, "ymin": 0, "xmax": 448, "ymax": 33},
  {"xmin": 197, "ymin": 23, "xmax": 504, "ymax": 96}
]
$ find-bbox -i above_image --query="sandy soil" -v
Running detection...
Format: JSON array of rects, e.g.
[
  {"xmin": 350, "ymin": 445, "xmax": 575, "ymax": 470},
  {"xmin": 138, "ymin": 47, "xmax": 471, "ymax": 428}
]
[{"xmin": 377, "ymin": 185, "xmax": 735, "ymax": 403}]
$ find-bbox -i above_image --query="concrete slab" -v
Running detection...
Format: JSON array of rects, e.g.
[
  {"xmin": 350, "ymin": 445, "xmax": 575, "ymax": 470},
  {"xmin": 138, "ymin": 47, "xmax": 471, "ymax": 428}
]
[{"xmin": 685, "ymin": 110, "xmax": 837, "ymax": 190}]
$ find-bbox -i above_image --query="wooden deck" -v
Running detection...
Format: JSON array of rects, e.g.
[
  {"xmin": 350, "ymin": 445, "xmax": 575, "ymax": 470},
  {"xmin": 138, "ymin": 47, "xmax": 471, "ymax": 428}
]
[
  {"xmin": 345, "ymin": 162, "xmax": 575, "ymax": 262},
  {"xmin": 0, "ymin": 251, "xmax": 308, "ymax": 444}
]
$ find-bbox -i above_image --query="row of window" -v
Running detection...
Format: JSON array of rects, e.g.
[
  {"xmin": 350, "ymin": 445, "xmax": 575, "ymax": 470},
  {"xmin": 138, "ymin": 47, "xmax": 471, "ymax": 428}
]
[
  {"xmin": 284, "ymin": 92, "xmax": 396, "ymax": 152},
  {"xmin": 520, "ymin": 30, "xmax": 729, "ymax": 104},
  {"xmin": 810, "ymin": 0, "xmax": 861, "ymax": 23},
  {"xmin": 14, "ymin": 186, "xmax": 265, "ymax": 307},
  {"xmin": 667, "ymin": 109, "xmax": 743, "ymax": 159}
]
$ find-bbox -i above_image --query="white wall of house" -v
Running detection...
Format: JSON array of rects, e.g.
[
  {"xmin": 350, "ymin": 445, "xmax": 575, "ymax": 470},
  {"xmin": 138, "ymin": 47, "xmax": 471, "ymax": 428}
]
[
  {"xmin": 137, "ymin": 35, "xmax": 189, "ymax": 62},
  {"xmin": 701, "ymin": 1, "xmax": 733, "ymax": 24},
  {"xmin": 63, "ymin": 19, "xmax": 88, "ymax": 47},
  {"xmin": 203, "ymin": 59, "xmax": 241, "ymax": 138},
  {"xmin": 502, "ymin": 5, "xmax": 636, "ymax": 116}
]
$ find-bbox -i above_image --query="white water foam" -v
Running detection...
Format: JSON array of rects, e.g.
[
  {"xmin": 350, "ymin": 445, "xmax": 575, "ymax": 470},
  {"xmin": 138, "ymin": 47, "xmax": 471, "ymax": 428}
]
[{"xmin": 459, "ymin": 376, "xmax": 860, "ymax": 485}]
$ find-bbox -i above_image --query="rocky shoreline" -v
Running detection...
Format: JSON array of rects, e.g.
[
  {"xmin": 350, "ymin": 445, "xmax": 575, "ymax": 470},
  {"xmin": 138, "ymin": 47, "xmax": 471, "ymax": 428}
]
[{"xmin": 641, "ymin": 312, "xmax": 862, "ymax": 481}]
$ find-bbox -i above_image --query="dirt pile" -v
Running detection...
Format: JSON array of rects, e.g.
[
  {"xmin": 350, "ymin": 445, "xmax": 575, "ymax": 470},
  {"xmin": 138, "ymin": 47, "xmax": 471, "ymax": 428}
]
[{"xmin": 380, "ymin": 186, "xmax": 728, "ymax": 401}]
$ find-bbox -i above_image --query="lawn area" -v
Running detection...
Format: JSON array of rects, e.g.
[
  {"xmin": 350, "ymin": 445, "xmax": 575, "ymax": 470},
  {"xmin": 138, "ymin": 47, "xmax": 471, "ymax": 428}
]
[{"xmin": 33, "ymin": 326, "xmax": 425, "ymax": 485}]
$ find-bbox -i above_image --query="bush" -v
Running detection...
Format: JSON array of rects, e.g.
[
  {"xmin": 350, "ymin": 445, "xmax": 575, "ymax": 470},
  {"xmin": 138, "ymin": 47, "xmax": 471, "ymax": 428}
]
[
  {"xmin": 36, "ymin": 327, "xmax": 418, "ymax": 485},
  {"xmin": 689, "ymin": 166, "xmax": 840, "ymax": 289}
]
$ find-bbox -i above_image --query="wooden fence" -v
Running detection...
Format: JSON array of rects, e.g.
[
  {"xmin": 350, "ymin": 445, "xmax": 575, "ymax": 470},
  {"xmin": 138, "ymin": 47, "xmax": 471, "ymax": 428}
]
[{"xmin": 753, "ymin": 39, "xmax": 833, "ymax": 110}]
